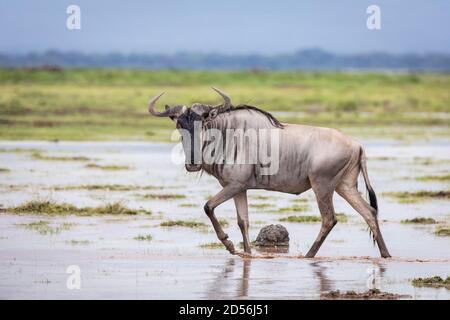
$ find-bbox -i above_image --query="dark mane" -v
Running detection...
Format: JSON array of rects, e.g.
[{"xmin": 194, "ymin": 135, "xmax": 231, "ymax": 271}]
[{"xmin": 216, "ymin": 104, "xmax": 284, "ymax": 128}]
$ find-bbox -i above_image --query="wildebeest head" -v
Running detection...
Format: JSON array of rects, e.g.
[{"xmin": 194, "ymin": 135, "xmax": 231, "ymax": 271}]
[{"xmin": 148, "ymin": 87, "xmax": 231, "ymax": 172}]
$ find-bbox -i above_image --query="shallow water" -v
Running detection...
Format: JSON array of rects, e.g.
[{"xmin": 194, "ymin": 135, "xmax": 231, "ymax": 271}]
[{"xmin": 0, "ymin": 140, "xmax": 449, "ymax": 299}]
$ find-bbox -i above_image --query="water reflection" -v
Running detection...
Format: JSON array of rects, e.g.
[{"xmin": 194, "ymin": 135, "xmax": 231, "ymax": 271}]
[
  {"xmin": 312, "ymin": 260, "xmax": 388, "ymax": 294},
  {"xmin": 254, "ymin": 246, "xmax": 289, "ymax": 254},
  {"xmin": 206, "ymin": 257, "xmax": 389, "ymax": 299},
  {"xmin": 239, "ymin": 259, "xmax": 251, "ymax": 298},
  {"xmin": 205, "ymin": 258, "xmax": 251, "ymax": 299},
  {"xmin": 310, "ymin": 261, "xmax": 332, "ymax": 293}
]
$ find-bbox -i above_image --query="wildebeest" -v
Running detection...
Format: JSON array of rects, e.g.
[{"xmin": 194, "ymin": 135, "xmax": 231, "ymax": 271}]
[{"xmin": 147, "ymin": 88, "xmax": 391, "ymax": 258}]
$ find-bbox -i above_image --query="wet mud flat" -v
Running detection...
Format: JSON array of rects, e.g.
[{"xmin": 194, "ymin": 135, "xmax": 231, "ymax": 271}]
[{"xmin": 0, "ymin": 140, "xmax": 449, "ymax": 299}]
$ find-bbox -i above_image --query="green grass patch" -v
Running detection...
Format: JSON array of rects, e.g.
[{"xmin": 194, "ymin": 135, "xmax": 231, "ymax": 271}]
[
  {"xmin": 7, "ymin": 200, "xmax": 151, "ymax": 216},
  {"xmin": 16, "ymin": 220, "xmax": 76, "ymax": 235},
  {"xmin": 249, "ymin": 195, "xmax": 272, "ymax": 200},
  {"xmin": 199, "ymin": 242, "xmax": 224, "ymax": 249},
  {"xmin": 65, "ymin": 240, "xmax": 91, "ymax": 245},
  {"xmin": 335, "ymin": 213, "xmax": 349, "ymax": 222},
  {"xmin": 279, "ymin": 213, "xmax": 347, "ymax": 223},
  {"xmin": 142, "ymin": 193, "xmax": 186, "ymax": 200},
  {"xmin": 401, "ymin": 217, "xmax": 437, "ymax": 224},
  {"xmin": 290, "ymin": 198, "xmax": 309, "ymax": 203},
  {"xmin": 134, "ymin": 234, "xmax": 153, "ymax": 241},
  {"xmin": 279, "ymin": 215, "xmax": 321, "ymax": 223},
  {"xmin": 32, "ymin": 151, "xmax": 90, "ymax": 161},
  {"xmin": 416, "ymin": 174, "xmax": 450, "ymax": 182},
  {"xmin": 160, "ymin": 220, "xmax": 207, "ymax": 228},
  {"xmin": 383, "ymin": 190, "xmax": 450, "ymax": 203},
  {"xmin": 93, "ymin": 202, "xmax": 150, "ymax": 215},
  {"xmin": 413, "ymin": 157, "xmax": 450, "ymax": 166},
  {"xmin": 249, "ymin": 203, "xmax": 275, "ymax": 210},
  {"xmin": 370, "ymin": 156, "xmax": 397, "ymax": 161},
  {"xmin": 0, "ymin": 148, "xmax": 40, "ymax": 153},
  {"xmin": 411, "ymin": 276, "xmax": 449, "ymax": 289},
  {"xmin": 10, "ymin": 201, "xmax": 79, "ymax": 215},
  {"xmin": 85, "ymin": 163, "xmax": 130, "ymax": 171},
  {"xmin": 178, "ymin": 203, "xmax": 200, "ymax": 208},
  {"xmin": 272, "ymin": 204, "xmax": 310, "ymax": 214},
  {"xmin": 434, "ymin": 226, "xmax": 450, "ymax": 237},
  {"xmin": 0, "ymin": 168, "xmax": 10, "ymax": 172},
  {"xmin": 53, "ymin": 184, "xmax": 162, "ymax": 191},
  {"xmin": 252, "ymin": 220, "xmax": 267, "ymax": 225},
  {"xmin": 16, "ymin": 220, "xmax": 53, "ymax": 234},
  {"xmin": 218, "ymin": 218, "xmax": 229, "ymax": 226},
  {"xmin": 322, "ymin": 289, "xmax": 407, "ymax": 300}
]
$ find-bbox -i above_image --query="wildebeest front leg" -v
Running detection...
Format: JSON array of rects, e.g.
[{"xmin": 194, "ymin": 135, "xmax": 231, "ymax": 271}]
[
  {"xmin": 233, "ymin": 191, "xmax": 251, "ymax": 254},
  {"xmin": 204, "ymin": 184, "xmax": 244, "ymax": 254},
  {"xmin": 305, "ymin": 190, "xmax": 337, "ymax": 258}
]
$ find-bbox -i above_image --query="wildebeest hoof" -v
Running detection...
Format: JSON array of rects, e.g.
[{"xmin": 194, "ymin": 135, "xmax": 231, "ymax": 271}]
[
  {"xmin": 224, "ymin": 240, "xmax": 235, "ymax": 254},
  {"xmin": 236, "ymin": 251, "xmax": 252, "ymax": 258}
]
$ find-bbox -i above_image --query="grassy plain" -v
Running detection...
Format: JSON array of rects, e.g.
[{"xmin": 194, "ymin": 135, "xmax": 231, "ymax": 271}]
[{"xmin": 0, "ymin": 68, "xmax": 449, "ymax": 141}]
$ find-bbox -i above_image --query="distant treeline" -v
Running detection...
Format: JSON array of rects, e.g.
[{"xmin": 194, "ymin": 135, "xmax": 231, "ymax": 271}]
[{"xmin": 1, "ymin": 49, "xmax": 450, "ymax": 71}]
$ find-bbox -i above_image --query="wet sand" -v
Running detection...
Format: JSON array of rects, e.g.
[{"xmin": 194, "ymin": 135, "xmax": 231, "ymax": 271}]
[{"xmin": 0, "ymin": 140, "xmax": 449, "ymax": 299}]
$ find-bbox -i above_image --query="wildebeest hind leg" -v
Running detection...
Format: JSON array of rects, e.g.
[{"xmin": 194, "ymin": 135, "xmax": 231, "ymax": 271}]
[
  {"xmin": 305, "ymin": 186, "xmax": 337, "ymax": 258},
  {"xmin": 336, "ymin": 186, "xmax": 391, "ymax": 258},
  {"xmin": 204, "ymin": 184, "xmax": 245, "ymax": 254}
]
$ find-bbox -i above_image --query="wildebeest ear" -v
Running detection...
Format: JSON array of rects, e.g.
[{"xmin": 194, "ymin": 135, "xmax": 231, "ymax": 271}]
[{"xmin": 203, "ymin": 108, "xmax": 218, "ymax": 122}]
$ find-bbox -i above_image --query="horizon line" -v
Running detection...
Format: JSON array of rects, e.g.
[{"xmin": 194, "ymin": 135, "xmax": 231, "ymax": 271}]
[{"xmin": 2, "ymin": 48, "xmax": 450, "ymax": 57}]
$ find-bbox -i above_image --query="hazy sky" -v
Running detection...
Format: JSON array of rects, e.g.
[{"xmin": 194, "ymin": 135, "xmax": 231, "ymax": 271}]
[{"xmin": 1, "ymin": 0, "xmax": 449, "ymax": 54}]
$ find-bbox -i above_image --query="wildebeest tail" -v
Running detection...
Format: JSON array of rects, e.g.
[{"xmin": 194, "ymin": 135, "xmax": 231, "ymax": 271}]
[{"xmin": 359, "ymin": 147, "xmax": 378, "ymax": 217}]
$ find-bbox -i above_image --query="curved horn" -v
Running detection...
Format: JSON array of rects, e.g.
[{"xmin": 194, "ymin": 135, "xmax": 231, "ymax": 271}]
[
  {"xmin": 212, "ymin": 87, "xmax": 231, "ymax": 109},
  {"xmin": 148, "ymin": 92, "xmax": 172, "ymax": 117}
]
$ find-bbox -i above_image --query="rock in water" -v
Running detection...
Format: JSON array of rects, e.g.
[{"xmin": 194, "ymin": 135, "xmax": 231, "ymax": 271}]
[{"xmin": 255, "ymin": 224, "xmax": 289, "ymax": 247}]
